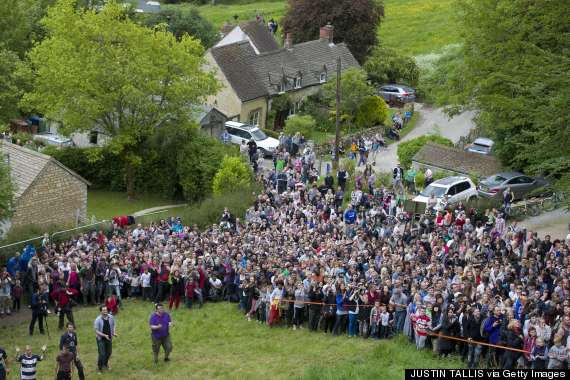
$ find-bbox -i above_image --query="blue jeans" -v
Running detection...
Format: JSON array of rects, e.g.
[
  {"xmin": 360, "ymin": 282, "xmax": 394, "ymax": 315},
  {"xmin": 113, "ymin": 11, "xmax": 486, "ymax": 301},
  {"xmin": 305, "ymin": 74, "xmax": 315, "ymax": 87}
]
[
  {"xmin": 394, "ymin": 310, "xmax": 406, "ymax": 333},
  {"xmin": 348, "ymin": 313, "xmax": 358, "ymax": 336}
]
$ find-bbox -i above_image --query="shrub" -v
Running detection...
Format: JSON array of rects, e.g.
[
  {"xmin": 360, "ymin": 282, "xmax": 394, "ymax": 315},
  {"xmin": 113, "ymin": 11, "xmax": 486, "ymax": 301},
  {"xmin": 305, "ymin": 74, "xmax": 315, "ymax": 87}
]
[
  {"xmin": 397, "ymin": 135, "xmax": 453, "ymax": 168},
  {"xmin": 415, "ymin": 170, "xmax": 425, "ymax": 190},
  {"xmin": 284, "ymin": 115, "xmax": 316, "ymax": 139},
  {"xmin": 179, "ymin": 184, "xmax": 260, "ymax": 229},
  {"xmin": 212, "ymin": 156, "xmax": 252, "ymax": 195},
  {"xmin": 355, "ymin": 96, "xmax": 389, "ymax": 129},
  {"xmin": 262, "ymin": 128, "xmax": 279, "ymax": 139},
  {"xmin": 341, "ymin": 158, "xmax": 356, "ymax": 179}
]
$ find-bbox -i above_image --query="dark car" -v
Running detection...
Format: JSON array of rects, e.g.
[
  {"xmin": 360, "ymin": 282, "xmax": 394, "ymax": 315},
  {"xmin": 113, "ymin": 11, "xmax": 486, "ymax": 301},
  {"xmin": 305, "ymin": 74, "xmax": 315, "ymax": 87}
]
[
  {"xmin": 377, "ymin": 84, "xmax": 416, "ymax": 104},
  {"xmin": 478, "ymin": 172, "xmax": 550, "ymax": 200}
]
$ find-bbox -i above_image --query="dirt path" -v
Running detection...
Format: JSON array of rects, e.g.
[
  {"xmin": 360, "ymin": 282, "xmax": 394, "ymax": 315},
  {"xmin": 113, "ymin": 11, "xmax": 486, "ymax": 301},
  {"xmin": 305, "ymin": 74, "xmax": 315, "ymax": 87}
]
[{"xmin": 519, "ymin": 209, "xmax": 570, "ymax": 240}]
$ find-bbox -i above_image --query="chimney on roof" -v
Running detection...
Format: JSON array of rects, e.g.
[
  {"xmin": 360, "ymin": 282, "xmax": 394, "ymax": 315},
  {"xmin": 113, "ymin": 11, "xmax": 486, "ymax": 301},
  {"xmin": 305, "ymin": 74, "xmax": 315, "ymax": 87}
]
[
  {"xmin": 320, "ymin": 23, "xmax": 334, "ymax": 44},
  {"xmin": 284, "ymin": 32, "xmax": 294, "ymax": 49}
]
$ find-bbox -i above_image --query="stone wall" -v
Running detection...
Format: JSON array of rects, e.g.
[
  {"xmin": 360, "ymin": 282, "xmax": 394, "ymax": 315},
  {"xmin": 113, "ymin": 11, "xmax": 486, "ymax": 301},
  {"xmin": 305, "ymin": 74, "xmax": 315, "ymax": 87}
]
[{"xmin": 10, "ymin": 161, "xmax": 88, "ymax": 228}]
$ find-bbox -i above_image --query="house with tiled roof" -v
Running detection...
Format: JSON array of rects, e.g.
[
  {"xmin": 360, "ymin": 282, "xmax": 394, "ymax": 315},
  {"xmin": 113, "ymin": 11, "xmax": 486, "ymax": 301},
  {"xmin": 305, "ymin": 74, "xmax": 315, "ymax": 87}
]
[
  {"xmin": 205, "ymin": 23, "xmax": 359, "ymax": 129},
  {"xmin": 412, "ymin": 143, "xmax": 504, "ymax": 178},
  {"xmin": 0, "ymin": 141, "xmax": 89, "ymax": 237},
  {"xmin": 216, "ymin": 20, "xmax": 280, "ymax": 54}
]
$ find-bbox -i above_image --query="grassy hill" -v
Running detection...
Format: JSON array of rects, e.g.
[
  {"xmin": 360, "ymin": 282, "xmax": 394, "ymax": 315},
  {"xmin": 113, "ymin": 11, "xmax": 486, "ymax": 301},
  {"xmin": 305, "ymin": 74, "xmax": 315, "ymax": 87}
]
[
  {"xmin": 166, "ymin": 0, "xmax": 460, "ymax": 56},
  {"xmin": 1, "ymin": 301, "xmax": 460, "ymax": 379}
]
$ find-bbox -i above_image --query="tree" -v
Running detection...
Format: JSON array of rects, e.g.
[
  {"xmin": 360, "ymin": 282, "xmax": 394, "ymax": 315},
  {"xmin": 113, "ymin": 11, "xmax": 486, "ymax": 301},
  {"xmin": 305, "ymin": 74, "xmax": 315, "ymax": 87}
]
[
  {"xmin": 212, "ymin": 156, "xmax": 252, "ymax": 195},
  {"xmin": 431, "ymin": 0, "xmax": 570, "ymax": 204},
  {"xmin": 355, "ymin": 96, "xmax": 388, "ymax": 129},
  {"xmin": 397, "ymin": 135, "xmax": 453, "ymax": 168},
  {"xmin": 364, "ymin": 45, "xmax": 420, "ymax": 87},
  {"xmin": 139, "ymin": 7, "xmax": 219, "ymax": 49},
  {"xmin": 322, "ymin": 68, "xmax": 374, "ymax": 121},
  {"xmin": 0, "ymin": 49, "xmax": 24, "ymax": 124},
  {"xmin": 0, "ymin": 158, "xmax": 14, "ymax": 221},
  {"xmin": 281, "ymin": 0, "xmax": 384, "ymax": 63},
  {"xmin": 284, "ymin": 115, "xmax": 316, "ymax": 139},
  {"xmin": 21, "ymin": 0, "xmax": 219, "ymax": 199}
]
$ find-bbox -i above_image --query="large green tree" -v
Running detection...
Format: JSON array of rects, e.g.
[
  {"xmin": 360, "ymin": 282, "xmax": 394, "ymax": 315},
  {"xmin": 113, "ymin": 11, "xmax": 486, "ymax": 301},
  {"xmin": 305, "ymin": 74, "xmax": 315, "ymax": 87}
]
[
  {"xmin": 429, "ymin": 0, "xmax": 570, "ymax": 202},
  {"xmin": 364, "ymin": 45, "xmax": 420, "ymax": 87},
  {"xmin": 322, "ymin": 68, "xmax": 374, "ymax": 121},
  {"xmin": 0, "ymin": 49, "xmax": 25, "ymax": 124},
  {"xmin": 21, "ymin": 0, "xmax": 219, "ymax": 199},
  {"xmin": 281, "ymin": 0, "xmax": 384, "ymax": 63}
]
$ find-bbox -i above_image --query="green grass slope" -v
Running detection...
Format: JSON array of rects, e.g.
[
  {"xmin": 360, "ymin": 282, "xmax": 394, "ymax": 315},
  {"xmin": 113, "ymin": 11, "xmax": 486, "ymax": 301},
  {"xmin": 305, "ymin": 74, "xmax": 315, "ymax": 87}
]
[
  {"xmin": 1, "ymin": 301, "xmax": 460, "ymax": 379},
  {"xmin": 172, "ymin": 0, "xmax": 459, "ymax": 56}
]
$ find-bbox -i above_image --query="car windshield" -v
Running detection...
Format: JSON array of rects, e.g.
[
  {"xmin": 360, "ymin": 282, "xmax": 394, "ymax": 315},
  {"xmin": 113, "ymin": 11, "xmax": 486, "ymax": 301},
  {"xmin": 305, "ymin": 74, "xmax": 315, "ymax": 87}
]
[
  {"xmin": 472, "ymin": 143, "xmax": 491, "ymax": 151},
  {"xmin": 251, "ymin": 129, "xmax": 267, "ymax": 141},
  {"xmin": 485, "ymin": 175, "xmax": 507, "ymax": 186},
  {"xmin": 419, "ymin": 185, "xmax": 447, "ymax": 198}
]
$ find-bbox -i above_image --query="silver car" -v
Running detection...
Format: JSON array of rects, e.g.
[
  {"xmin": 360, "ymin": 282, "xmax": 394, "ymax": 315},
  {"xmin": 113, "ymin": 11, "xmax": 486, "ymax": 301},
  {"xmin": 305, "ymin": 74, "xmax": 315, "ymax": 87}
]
[
  {"xmin": 478, "ymin": 172, "xmax": 549, "ymax": 200},
  {"xmin": 466, "ymin": 137, "xmax": 494, "ymax": 155},
  {"xmin": 377, "ymin": 84, "xmax": 416, "ymax": 104}
]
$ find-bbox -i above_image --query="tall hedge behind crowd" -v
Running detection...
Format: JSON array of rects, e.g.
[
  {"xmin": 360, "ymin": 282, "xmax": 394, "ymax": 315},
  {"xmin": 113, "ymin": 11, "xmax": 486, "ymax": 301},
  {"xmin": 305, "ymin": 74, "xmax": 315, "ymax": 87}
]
[{"xmin": 44, "ymin": 124, "xmax": 239, "ymax": 201}]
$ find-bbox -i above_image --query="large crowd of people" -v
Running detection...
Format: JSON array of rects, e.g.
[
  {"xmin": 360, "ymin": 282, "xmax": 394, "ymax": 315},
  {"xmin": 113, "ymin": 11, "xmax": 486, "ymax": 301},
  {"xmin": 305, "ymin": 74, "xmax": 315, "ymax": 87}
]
[{"xmin": 1, "ymin": 140, "xmax": 570, "ymax": 378}]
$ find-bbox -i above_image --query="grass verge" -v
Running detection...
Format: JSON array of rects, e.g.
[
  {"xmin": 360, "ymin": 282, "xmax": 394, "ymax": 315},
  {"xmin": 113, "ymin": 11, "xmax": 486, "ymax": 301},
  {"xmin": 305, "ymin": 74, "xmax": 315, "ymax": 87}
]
[
  {"xmin": 87, "ymin": 190, "xmax": 178, "ymax": 221},
  {"xmin": 0, "ymin": 301, "xmax": 461, "ymax": 380}
]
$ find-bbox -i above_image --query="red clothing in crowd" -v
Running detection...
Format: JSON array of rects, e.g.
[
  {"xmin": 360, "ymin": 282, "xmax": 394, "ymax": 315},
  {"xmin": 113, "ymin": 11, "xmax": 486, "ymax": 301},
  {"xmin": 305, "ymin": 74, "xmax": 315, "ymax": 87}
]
[
  {"xmin": 106, "ymin": 296, "xmax": 119, "ymax": 315},
  {"xmin": 51, "ymin": 287, "xmax": 78, "ymax": 308},
  {"xmin": 412, "ymin": 313, "xmax": 431, "ymax": 336}
]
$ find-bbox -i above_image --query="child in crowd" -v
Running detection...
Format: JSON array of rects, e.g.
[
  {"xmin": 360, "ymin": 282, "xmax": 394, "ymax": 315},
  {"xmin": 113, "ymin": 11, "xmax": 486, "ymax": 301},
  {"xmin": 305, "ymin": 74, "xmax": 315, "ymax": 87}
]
[{"xmin": 12, "ymin": 279, "xmax": 23, "ymax": 312}]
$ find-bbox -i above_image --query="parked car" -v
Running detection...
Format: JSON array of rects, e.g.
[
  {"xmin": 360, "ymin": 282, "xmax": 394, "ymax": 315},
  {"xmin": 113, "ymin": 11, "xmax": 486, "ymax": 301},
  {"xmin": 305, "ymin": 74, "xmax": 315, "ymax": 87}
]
[
  {"xmin": 466, "ymin": 137, "xmax": 494, "ymax": 155},
  {"xmin": 414, "ymin": 176, "xmax": 478, "ymax": 210},
  {"xmin": 33, "ymin": 133, "xmax": 73, "ymax": 148},
  {"xmin": 377, "ymin": 84, "xmax": 416, "ymax": 104},
  {"xmin": 478, "ymin": 172, "xmax": 550, "ymax": 200},
  {"xmin": 224, "ymin": 121, "xmax": 279, "ymax": 157}
]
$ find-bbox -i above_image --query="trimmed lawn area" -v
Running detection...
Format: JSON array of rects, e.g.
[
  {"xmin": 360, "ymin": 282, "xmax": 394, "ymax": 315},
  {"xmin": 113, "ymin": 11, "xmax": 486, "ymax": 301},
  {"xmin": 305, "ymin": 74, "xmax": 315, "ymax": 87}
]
[
  {"xmin": 87, "ymin": 190, "xmax": 178, "ymax": 220},
  {"xmin": 0, "ymin": 301, "xmax": 461, "ymax": 379},
  {"xmin": 180, "ymin": 0, "xmax": 458, "ymax": 56}
]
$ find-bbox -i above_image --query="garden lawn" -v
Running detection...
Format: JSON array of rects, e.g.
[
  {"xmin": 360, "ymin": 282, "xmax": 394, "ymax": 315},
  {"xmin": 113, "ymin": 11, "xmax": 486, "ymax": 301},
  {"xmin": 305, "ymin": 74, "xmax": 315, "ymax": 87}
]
[
  {"xmin": 87, "ymin": 190, "xmax": 178, "ymax": 221},
  {"xmin": 1, "ymin": 301, "xmax": 461, "ymax": 380},
  {"xmin": 179, "ymin": 0, "xmax": 458, "ymax": 56}
]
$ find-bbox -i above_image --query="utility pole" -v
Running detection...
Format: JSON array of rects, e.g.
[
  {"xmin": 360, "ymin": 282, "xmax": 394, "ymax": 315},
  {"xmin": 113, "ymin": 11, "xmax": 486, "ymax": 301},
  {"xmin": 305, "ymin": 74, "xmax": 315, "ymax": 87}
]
[{"xmin": 333, "ymin": 56, "xmax": 341, "ymax": 170}]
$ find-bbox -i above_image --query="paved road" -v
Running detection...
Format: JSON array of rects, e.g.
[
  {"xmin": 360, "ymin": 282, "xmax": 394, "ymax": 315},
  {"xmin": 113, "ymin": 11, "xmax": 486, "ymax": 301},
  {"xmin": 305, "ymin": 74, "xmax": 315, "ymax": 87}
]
[
  {"xmin": 519, "ymin": 208, "xmax": 570, "ymax": 240},
  {"xmin": 371, "ymin": 104, "xmax": 476, "ymax": 172}
]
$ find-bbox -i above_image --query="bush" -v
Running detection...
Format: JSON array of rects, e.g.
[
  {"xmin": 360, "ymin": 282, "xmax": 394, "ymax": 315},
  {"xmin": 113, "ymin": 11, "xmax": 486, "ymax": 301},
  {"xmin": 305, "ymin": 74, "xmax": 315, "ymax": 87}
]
[
  {"xmin": 415, "ymin": 170, "xmax": 425, "ymax": 190},
  {"xmin": 355, "ymin": 96, "xmax": 389, "ymax": 129},
  {"xmin": 261, "ymin": 128, "xmax": 279, "ymax": 139},
  {"xmin": 284, "ymin": 115, "xmax": 316, "ymax": 139},
  {"xmin": 397, "ymin": 135, "xmax": 453, "ymax": 168},
  {"xmin": 212, "ymin": 156, "xmax": 252, "ymax": 195},
  {"xmin": 179, "ymin": 184, "xmax": 260, "ymax": 229},
  {"xmin": 341, "ymin": 158, "xmax": 356, "ymax": 179}
]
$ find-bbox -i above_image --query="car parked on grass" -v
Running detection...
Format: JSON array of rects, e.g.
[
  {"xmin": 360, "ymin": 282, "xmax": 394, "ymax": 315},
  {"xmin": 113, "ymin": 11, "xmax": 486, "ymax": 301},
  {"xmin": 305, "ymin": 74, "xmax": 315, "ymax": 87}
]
[
  {"xmin": 478, "ymin": 172, "xmax": 550, "ymax": 200},
  {"xmin": 414, "ymin": 176, "xmax": 478, "ymax": 210},
  {"xmin": 466, "ymin": 137, "xmax": 494, "ymax": 155},
  {"xmin": 377, "ymin": 84, "xmax": 416, "ymax": 104},
  {"xmin": 224, "ymin": 121, "xmax": 279, "ymax": 157}
]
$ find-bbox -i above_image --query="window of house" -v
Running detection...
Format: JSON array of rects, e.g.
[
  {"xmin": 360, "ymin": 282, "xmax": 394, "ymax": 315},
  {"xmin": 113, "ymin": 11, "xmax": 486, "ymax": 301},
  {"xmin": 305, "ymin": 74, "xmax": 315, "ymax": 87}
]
[
  {"xmin": 320, "ymin": 72, "xmax": 327, "ymax": 83},
  {"xmin": 89, "ymin": 130, "xmax": 98, "ymax": 145},
  {"xmin": 288, "ymin": 101, "xmax": 303, "ymax": 117},
  {"xmin": 295, "ymin": 77, "xmax": 302, "ymax": 89},
  {"xmin": 248, "ymin": 109, "xmax": 261, "ymax": 127}
]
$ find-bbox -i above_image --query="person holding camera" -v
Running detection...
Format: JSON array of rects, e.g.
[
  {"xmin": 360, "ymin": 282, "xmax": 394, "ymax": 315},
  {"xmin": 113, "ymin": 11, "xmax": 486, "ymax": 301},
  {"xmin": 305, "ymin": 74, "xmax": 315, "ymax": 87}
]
[{"xmin": 29, "ymin": 287, "xmax": 49, "ymax": 336}]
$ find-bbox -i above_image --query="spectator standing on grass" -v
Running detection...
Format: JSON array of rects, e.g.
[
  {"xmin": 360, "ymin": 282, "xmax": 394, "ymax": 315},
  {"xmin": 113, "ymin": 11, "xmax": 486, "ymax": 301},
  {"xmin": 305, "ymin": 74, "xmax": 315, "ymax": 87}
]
[
  {"xmin": 0, "ymin": 269, "xmax": 12, "ymax": 316},
  {"xmin": 15, "ymin": 345, "xmax": 46, "ymax": 380},
  {"xmin": 59, "ymin": 323, "xmax": 84, "ymax": 380},
  {"xmin": 51, "ymin": 282, "xmax": 78, "ymax": 330},
  {"xmin": 94, "ymin": 305, "xmax": 116, "ymax": 373},
  {"xmin": 0, "ymin": 346, "xmax": 8, "ymax": 380},
  {"xmin": 150, "ymin": 303, "xmax": 173, "ymax": 364},
  {"xmin": 54, "ymin": 344, "xmax": 74, "ymax": 380}
]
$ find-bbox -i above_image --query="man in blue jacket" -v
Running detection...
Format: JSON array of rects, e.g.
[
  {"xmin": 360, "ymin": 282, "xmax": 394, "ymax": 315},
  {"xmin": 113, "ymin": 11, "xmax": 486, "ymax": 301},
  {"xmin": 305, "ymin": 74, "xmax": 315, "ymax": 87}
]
[
  {"xmin": 343, "ymin": 205, "xmax": 357, "ymax": 238},
  {"xmin": 483, "ymin": 306, "xmax": 503, "ymax": 367}
]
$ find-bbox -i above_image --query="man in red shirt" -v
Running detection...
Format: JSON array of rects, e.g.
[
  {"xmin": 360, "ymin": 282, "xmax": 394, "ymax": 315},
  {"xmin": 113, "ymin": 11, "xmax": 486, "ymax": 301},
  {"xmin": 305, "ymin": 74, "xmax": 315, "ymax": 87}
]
[{"xmin": 51, "ymin": 282, "xmax": 78, "ymax": 330}]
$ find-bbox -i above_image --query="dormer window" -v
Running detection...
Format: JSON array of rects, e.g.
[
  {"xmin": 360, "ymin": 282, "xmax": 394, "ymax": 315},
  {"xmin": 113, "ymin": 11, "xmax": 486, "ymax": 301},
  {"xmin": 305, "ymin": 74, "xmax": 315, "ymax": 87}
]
[
  {"xmin": 295, "ymin": 77, "xmax": 302, "ymax": 89},
  {"xmin": 320, "ymin": 72, "xmax": 327, "ymax": 83}
]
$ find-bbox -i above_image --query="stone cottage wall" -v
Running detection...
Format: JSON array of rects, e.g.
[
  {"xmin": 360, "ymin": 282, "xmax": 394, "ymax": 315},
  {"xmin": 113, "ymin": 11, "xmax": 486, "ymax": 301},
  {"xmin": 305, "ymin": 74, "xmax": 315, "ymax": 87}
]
[{"xmin": 10, "ymin": 161, "xmax": 88, "ymax": 228}]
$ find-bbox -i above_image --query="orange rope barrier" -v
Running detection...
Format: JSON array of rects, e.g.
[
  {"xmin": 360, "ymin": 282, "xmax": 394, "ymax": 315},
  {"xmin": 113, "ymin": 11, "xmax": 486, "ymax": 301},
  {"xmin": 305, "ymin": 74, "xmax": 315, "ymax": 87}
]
[{"xmin": 273, "ymin": 299, "xmax": 529, "ymax": 354}]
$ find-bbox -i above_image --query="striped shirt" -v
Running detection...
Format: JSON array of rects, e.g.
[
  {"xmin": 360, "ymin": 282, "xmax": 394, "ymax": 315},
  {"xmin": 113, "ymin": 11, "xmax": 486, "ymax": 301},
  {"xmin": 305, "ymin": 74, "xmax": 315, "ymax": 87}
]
[{"xmin": 17, "ymin": 354, "xmax": 42, "ymax": 380}]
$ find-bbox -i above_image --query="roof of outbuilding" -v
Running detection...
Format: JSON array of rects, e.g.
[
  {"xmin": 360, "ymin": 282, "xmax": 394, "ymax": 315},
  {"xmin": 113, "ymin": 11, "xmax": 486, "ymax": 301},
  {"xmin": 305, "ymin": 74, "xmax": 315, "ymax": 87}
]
[
  {"xmin": 210, "ymin": 38, "xmax": 359, "ymax": 102},
  {"xmin": 240, "ymin": 21, "xmax": 280, "ymax": 53},
  {"xmin": 412, "ymin": 142, "xmax": 504, "ymax": 177},
  {"xmin": 0, "ymin": 140, "xmax": 90, "ymax": 200}
]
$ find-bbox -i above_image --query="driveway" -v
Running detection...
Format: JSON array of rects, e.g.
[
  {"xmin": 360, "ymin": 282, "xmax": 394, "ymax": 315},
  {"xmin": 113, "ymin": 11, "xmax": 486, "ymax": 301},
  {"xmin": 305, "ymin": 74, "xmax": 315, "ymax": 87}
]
[
  {"xmin": 519, "ymin": 208, "xmax": 570, "ymax": 240},
  {"xmin": 371, "ymin": 104, "xmax": 476, "ymax": 172}
]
